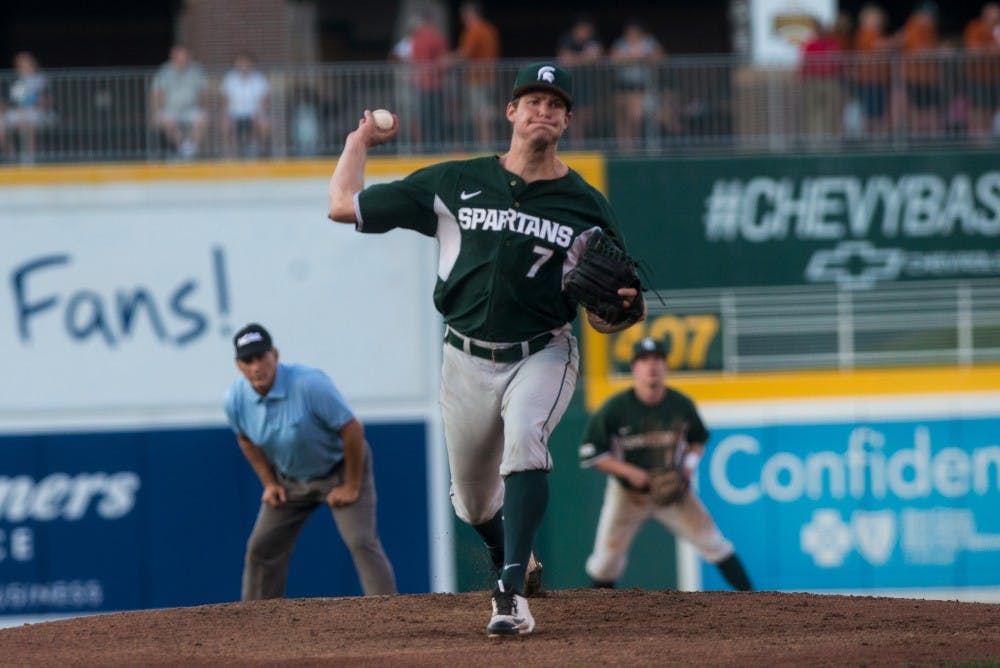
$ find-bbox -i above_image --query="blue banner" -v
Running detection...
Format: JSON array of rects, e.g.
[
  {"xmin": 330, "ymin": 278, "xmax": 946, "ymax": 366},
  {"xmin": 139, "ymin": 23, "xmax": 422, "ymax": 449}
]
[
  {"xmin": 0, "ymin": 422, "xmax": 429, "ymax": 616},
  {"xmin": 698, "ymin": 415, "xmax": 1000, "ymax": 591}
]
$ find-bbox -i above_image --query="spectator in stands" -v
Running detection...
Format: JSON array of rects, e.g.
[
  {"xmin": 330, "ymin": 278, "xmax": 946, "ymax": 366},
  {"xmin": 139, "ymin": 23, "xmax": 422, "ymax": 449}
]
[
  {"xmin": 963, "ymin": 2, "xmax": 1000, "ymax": 140},
  {"xmin": 389, "ymin": 16, "xmax": 420, "ymax": 145},
  {"xmin": 610, "ymin": 18, "xmax": 665, "ymax": 153},
  {"xmin": 220, "ymin": 52, "xmax": 270, "ymax": 158},
  {"xmin": 831, "ymin": 9, "xmax": 864, "ymax": 139},
  {"xmin": 800, "ymin": 18, "xmax": 845, "ymax": 145},
  {"xmin": 452, "ymin": 1, "xmax": 500, "ymax": 148},
  {"xmin": 833, "ymin": 10, "xmax": 855, "ymax": 51},
  {"xmin": 1, "ymin": 51, "xmax": 54, "ymax": 164},
  {"xmin": 853, "ymin": 4, "xmax": 897, "ymax": 137},
  {"xmin": 289, "ymin": 83, "xmax": 323, "ymax": 156},
  {"xmin": 557, "ymin": 13, "xmax": 605, "ymax": 145},
  {"xmin": 898, "ymin": 2, "xmax": 942, "ymax": 137},
  {"xmin": 151, "ymin": 44, "xmax": 208, "ymax": 160},
  {"xmin": 409, "ymin": 10, "xmax": 449, "ymax": 149},
  {"xmin": 390, "ymin": 18, "xmax": 416, "ymax": 64}
]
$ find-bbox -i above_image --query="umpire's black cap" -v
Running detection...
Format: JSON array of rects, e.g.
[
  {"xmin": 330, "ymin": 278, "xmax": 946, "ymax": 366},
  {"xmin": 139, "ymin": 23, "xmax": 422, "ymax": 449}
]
[
  {"xmin": 234, "ymin": 323, "xmax": 273, "ymax": 360},
  {"xmin": 511, "ymin": 62, "xmax": 573, "ymax": 110},
  {"xmin": 631, "ymin": 336, "xmax": 668, "ymax": 362}
]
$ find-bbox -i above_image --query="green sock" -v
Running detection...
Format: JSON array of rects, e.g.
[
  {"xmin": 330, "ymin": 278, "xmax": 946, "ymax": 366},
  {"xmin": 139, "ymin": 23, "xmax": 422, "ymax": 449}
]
[
  {"xmin": 717, "ymin": 553, "xmax": 753, "ymax": 591},
  {"xmin": 472, "ymin": 509, "xmax": 505, "ymax": 573},
  {"xmin": 499, "ymin": 470, "xmax": 548, "ymax": 594}
]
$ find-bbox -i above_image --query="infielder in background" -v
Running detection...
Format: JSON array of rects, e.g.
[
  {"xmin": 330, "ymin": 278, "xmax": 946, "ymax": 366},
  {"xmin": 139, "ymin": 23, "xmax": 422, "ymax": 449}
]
[
  {"xmin": 224, "ymin": 323, "xmax": 397, "ymax": 600},
  {"xmin": 579, "ymin": 337, "xmax": 752, "ymax": 591},
  {"xmin": 326, "ymin": 62, "xmax": 644, "ymax": 636}
]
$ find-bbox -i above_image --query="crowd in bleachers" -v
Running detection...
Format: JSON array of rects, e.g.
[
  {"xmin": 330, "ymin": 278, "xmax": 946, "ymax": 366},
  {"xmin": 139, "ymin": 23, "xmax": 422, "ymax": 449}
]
[
  {"xmin": 1, "ymin": 1, "xmax": 999, "ymax": 164},
  {"xmin": 800, "ymin": 1, "xmax": 1000, "ymax": 144}
]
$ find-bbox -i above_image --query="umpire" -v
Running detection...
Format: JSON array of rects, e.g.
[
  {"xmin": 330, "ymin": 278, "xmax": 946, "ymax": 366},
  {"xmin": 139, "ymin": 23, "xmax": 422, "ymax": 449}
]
[{"xmin": 224, "ymin": 323, "xmax": 397, "ymax": 599}]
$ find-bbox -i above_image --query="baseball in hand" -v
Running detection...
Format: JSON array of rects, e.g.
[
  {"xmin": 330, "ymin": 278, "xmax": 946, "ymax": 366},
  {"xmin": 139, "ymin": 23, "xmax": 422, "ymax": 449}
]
[{"xmin": 372, "ymin": 109, "xmax": 394, "ymax": 130}]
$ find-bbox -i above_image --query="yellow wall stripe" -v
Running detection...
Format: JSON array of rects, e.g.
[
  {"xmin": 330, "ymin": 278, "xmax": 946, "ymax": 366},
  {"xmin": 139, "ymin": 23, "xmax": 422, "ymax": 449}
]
[
  {"xmin": 581, "ymin": 322, "xmax": 1000, "ymax": 408},
  {"xmin": 0, "ymin": 158, "xmax": 429, "ymax": 184},
  {"xmin": 0, "ymin": 152, "xmax": 606, "ymax": 186}
]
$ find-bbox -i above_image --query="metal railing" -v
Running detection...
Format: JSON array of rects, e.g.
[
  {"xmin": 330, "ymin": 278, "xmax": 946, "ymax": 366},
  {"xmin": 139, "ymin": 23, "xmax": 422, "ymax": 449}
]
[
  {"xmin": 2, "ymin": 52, "xmax": 1000, "ymax": 164},
  {"xmin": 649, "ymin": 279, "xmax": 1000, "ymax": 373}
]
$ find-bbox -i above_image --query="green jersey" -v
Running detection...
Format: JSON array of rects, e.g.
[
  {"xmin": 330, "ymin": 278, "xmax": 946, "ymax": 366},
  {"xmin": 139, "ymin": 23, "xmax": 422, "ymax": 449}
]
[
  {"xmin": 579, "ymin": 387, "xmax": 710, "ymax": 491},
  {"xmin": 357, "ymin": 156, "xmax": 627, "ymax": 342}
]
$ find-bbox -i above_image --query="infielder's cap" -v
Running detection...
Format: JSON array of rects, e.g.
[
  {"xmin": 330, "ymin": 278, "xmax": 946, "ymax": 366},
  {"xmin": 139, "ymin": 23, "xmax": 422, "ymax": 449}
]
[
  {"xmin": 511, "ymin": 61, "xmax": 573, "ymax": 109},
  {"xmin": 234, "ymin": 323, "xmax": 273, "ymax": 360},
  {"xmin": 631, "ymin": 336, "xmax": 668, "ymax": 362}
]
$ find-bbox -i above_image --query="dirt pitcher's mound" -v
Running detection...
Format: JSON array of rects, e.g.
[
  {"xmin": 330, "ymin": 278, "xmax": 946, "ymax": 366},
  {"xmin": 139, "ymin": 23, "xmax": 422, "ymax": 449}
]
[{"xmin": 3, "ymin": 589, "xmax": 1000, "ymax": 667}]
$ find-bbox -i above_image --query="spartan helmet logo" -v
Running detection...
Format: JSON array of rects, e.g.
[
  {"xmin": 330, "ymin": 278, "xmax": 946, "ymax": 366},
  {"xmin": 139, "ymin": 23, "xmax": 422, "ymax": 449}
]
[{"xmin": 537, "ymin": 66, "xmax": 556, "ymax": 83}]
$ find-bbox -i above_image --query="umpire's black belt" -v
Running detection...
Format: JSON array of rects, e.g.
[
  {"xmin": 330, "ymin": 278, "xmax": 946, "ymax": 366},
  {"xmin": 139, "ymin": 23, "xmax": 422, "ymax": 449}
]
[
  {"xmin": 445, "ymin": 328, "xmax": 553, "ymax": 363},
  {"xmin": 278, "ymin": 460, "xmax": 342, "ymax": 483}
]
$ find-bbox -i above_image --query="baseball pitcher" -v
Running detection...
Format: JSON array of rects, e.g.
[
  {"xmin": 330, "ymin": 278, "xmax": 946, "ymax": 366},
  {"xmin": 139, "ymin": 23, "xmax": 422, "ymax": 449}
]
[{"xmin": 326, "ymin": 62, "xmax": 644, "ymax": 636}]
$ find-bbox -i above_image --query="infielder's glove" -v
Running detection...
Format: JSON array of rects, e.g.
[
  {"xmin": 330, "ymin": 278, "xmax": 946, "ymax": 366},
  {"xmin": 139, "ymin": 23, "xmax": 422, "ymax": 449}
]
[
  {"xmin": 563, "ymin": 229, "xmax": 644, "ymax": 327},
  {"xmin": 647, "ymin": 468, "xmax": 688, "ymax": 506}
]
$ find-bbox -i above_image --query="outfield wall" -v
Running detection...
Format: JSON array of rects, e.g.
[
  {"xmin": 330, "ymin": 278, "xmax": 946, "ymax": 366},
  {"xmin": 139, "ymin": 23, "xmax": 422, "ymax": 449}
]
[{"xmin": 537, "ymin": 320, "xmax": 1000, "ymax": 598}]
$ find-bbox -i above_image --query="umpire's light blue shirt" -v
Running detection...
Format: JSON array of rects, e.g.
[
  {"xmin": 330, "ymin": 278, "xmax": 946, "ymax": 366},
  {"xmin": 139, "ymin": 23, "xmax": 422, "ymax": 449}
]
[{"xmin": 224, "ymin": 363, "xmax": 355, "ymax": 481}]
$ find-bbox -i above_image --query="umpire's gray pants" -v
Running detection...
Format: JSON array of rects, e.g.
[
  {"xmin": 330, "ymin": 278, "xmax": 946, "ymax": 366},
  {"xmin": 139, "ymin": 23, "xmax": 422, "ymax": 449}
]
[{"xmin": 241, "ymin": 442, "xmax": 397, "ymax": 599}]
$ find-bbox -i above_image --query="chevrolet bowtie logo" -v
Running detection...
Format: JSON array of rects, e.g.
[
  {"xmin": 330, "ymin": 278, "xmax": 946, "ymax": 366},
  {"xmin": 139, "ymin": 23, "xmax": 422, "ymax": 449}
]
[{"xmin": 804, "ymin": 241, "xmax": 905, "ymax": 289}]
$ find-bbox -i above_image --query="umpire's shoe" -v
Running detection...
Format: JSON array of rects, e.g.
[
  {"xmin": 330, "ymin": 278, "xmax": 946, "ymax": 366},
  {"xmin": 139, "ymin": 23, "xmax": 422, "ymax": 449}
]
[
  {"xmin": 524, "ymin": 553, "xmax": 544, "ymax": 597},
  {"xmin": 487, "ymin": 581, "xmax": 535, "ymax": 638}
]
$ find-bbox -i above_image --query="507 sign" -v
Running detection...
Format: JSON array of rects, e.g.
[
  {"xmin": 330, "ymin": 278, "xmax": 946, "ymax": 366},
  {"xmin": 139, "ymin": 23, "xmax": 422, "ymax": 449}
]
[{"xmin": 612, "ymin": 313, "xmax": 722, "ymax": 371}]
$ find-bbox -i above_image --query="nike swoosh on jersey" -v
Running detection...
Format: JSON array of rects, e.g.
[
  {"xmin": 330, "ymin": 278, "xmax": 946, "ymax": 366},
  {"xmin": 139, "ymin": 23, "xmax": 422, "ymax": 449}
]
[{"xmin": 460, "ymin": 190, "xmax": 482, "ymax": 200}]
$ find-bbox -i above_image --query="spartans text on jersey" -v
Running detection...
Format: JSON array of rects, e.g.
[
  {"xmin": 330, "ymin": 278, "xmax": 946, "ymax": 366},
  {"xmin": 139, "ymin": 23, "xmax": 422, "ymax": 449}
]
[{"xmin": 457, "ymin": 207, "xmax": 575, "ymax": 248}]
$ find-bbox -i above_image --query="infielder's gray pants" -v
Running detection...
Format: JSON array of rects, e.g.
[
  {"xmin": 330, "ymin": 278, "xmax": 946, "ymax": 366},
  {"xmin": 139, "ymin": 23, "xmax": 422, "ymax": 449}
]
[
  {"xmin": 585, "ymin": 477, "xmax": 734, "ymax": 583},
  {"xmin": 241, "ymin": 443, "xmax": 397, "ymax": 600}
]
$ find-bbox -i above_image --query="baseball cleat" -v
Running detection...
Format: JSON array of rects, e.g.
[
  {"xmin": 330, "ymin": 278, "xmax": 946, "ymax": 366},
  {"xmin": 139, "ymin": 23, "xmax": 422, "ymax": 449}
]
[
  {"xmin": 523, "ymin": 552, "xmax": 544, "ymax": 597},
  {"xmin": 487, "ymin": 581, "xmax": 535, "ymax": 638}
]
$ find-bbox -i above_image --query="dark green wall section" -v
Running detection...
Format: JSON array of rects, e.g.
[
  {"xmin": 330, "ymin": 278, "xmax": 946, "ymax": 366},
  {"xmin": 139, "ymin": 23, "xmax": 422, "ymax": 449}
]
[{"xmin": 608, "ymin": 150, "xmax": 1000, "ymax": 291}]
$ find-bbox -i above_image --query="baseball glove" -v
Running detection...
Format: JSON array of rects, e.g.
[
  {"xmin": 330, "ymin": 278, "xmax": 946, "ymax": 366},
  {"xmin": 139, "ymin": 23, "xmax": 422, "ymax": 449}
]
[
  {"xmin": 647, "ymin": 468, "xmax": 688, "ymax": 505},
  {"xmin": 563, "ymin": 229, "xmax": 644, "ymax": 327}
]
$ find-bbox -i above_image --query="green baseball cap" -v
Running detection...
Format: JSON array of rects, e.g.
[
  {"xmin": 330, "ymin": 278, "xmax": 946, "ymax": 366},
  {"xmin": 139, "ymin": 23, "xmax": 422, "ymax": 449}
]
[
  {"xmin": 632, "ymin": 336, "xmax": 668, "ymax": 362},
  {"xmin": 510, "ymin": 61, "xmax": 573, "ymax": 109}
]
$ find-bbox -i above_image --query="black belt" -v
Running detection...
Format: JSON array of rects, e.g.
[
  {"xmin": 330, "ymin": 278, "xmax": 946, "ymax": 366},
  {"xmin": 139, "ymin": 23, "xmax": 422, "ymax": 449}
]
[
  {"xmin": 445, "ymin": 329, "xmax": 553, "ymax": 363},
  {"xmin": 279, "ymin": 461, "xmax": 341, "ymax": 483}
]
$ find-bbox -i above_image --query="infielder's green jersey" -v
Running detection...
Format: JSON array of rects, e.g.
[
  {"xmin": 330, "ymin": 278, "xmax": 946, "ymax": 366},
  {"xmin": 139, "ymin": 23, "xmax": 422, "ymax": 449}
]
[
  {"xmin": 578, "ymin": 387, "xmax": 709, "ymax": 491},
  {"xmin": 356, "ymin": 156, "xmax": 627, "ymax": 342}
]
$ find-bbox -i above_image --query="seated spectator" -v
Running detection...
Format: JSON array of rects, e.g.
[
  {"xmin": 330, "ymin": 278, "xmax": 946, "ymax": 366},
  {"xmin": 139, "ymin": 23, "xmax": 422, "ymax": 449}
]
[
  {"xmin": 220, "ymin": 52, "xmax": 271, "ymax": 158},
  {"xmin": 389, "ymin": 16, "xmax": 420, "ymax": 142},
  {"xmin": 610, "ymin": 18, "xmax": 665, "ymax": 152},
  {"xmin": 409, "ymin": 11, "xmax": 449, "ymax": 149},
  {"xmin": 151, "ymin": 45, "xmax": 208, "ymax": 159},
  {"xmin": 452, "ymin": 1, "xmax": 500, "ymax": 149},
  {"xmin": 853, "ymin": 4, "xmax": 897, "ymax": 137},
  {"xmin": 963, "ymin": 2, "xmax": 1000, "ymax": 140},
  {"xmin": 557, "ymin": 13, "xmax": 605, "ymax": 145},
  {"xmin": 898, "ymin": 2, "xmax": 942, "ymax": 137},
  {"xmin": 289, "ymin": 82, "xmax": 323, "ymax": 156},
  {"xmin": 1, "ymin": 51, "xmax": 54, "ymax": 164},
  {"xmin": 833, "ymin": 9, "xmax": 855, "ymax": 50},
  {"xmin": 800, "ymin": 18, "xmax": 845, "ymax": 145}
]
